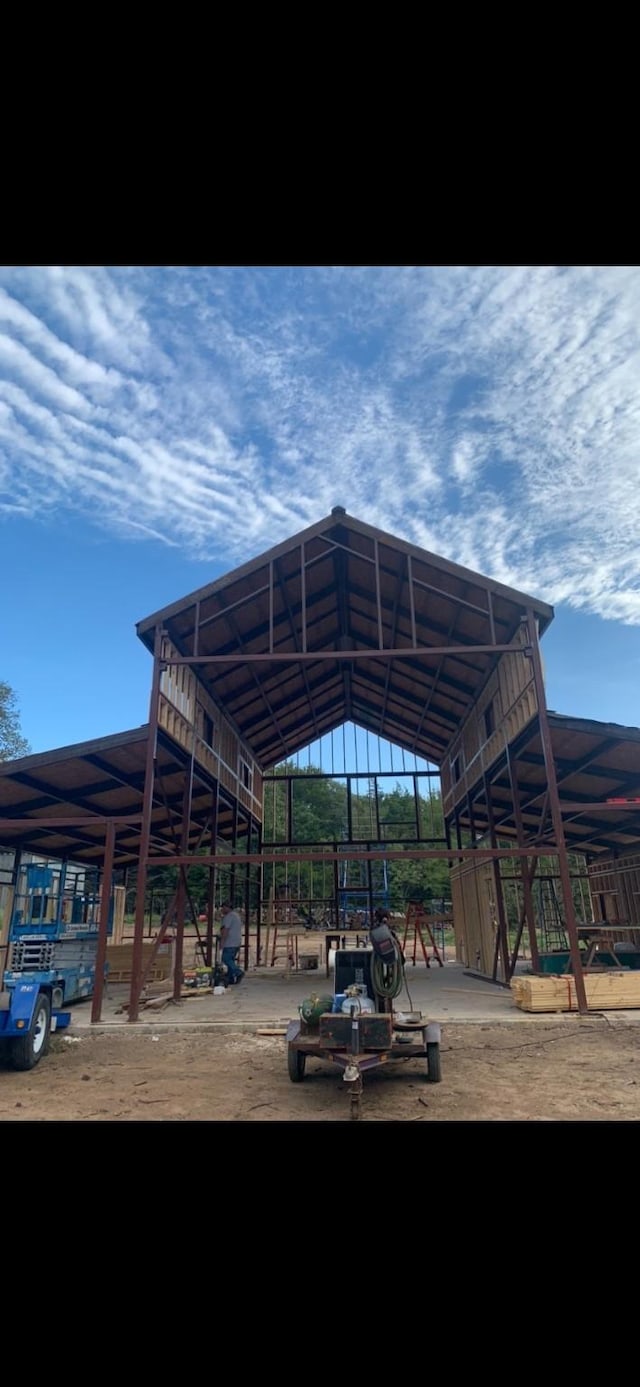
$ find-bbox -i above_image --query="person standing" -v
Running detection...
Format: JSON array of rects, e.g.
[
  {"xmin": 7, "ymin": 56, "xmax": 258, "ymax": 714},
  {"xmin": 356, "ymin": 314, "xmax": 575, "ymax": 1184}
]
[{"xmin": 219, "ymin": 901, "xmax": 244, "ymax": 985}]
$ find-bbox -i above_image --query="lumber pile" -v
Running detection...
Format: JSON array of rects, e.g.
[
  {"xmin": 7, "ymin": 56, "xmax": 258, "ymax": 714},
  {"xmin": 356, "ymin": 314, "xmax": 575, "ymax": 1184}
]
[{"xmin": 511, "ymin": 971, "xmax": 640, "ymax": 1013}]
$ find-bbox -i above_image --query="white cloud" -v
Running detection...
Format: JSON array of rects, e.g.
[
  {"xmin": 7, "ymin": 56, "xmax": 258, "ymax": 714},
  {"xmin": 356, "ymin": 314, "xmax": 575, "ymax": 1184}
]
[
  {"xmin": 0, "ymin": 287, "xmax": 124, "ymax": 391},
  {"xmin": 0, "ymin": 332, "xmax": 93, "ymax": 415},
  {"xmin": 1, "ymin": 265, "xmax": 640, "ymax": 624}
]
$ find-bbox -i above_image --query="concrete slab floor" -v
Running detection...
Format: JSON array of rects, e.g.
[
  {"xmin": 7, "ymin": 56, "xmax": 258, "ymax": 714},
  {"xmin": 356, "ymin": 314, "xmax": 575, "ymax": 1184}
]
[{"xmin": 66, "ymin": 960, "xmax": 640, "ymax": 1034}]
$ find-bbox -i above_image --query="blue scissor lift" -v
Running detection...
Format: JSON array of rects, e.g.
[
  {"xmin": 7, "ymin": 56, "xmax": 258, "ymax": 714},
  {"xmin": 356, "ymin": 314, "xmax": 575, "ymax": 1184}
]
[{"xmin": 0, "ymin": 859, "xmax": 113, "ymax": 1070}]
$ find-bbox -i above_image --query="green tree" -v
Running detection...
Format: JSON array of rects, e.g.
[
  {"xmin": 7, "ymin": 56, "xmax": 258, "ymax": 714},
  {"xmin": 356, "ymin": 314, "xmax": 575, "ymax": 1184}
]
[
  {"xmin": 373, "ymin": 783, "xmax": 451, "ymax": 907},
  {"xmin": 0, "ymin": 681, "xmax": 30, "ymax": 761},
  {"xmin": 262, "ymin": 763, "xmax": 348, "ymax": 902},
  {"xmin": 262, "ymin": 767, "xmax": 453, "ymax": 910}
]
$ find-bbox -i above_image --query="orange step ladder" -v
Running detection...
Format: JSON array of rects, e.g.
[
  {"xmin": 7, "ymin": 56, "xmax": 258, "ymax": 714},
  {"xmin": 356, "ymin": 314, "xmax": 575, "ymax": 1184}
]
[{"xmin": 401, "ymin": 902, "xmax": 444, "ymax": 968}]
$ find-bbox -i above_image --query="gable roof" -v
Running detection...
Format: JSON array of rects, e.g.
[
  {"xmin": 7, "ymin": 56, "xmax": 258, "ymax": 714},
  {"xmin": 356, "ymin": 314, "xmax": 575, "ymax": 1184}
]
[{"xmin": 137, "ymin": 508, "xmax": 554, "ymax": 768}]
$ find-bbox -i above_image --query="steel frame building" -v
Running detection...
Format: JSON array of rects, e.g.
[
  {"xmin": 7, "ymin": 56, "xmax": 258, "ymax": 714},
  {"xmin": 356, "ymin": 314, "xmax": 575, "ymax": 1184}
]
[{"xmin": 3, "ymin": 508, "xmax": 640, "ymax": 1020}]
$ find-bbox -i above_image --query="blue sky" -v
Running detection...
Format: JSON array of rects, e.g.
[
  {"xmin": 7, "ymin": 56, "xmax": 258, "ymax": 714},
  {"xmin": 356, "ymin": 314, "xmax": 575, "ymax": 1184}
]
[{"xmin": 1, "ymin": 264, "xmax": 639, "ymax": 759}]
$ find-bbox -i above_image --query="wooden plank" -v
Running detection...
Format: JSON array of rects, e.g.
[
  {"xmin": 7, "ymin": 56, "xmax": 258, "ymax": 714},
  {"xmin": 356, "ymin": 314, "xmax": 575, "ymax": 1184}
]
[
  {"xmin": 511, "ymin": 971, "xmax": 640, "ymax": 1012},
  {"xmin": 106, "ymin": 941, "xmax": 172, "ymax": 984}
]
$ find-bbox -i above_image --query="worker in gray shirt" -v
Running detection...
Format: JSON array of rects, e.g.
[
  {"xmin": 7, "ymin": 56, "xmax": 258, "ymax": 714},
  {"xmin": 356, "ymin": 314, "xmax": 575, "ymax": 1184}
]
[{"xmin": 219, "ymin": 901, "xmax": 244, "ymax": 985}]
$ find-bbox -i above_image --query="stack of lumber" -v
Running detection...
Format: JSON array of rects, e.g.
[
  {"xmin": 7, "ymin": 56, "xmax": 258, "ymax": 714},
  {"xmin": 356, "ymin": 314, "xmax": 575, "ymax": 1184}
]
[{"xmin": 511, "ymin": 971, "xmax": 640, "ymax": 1012}]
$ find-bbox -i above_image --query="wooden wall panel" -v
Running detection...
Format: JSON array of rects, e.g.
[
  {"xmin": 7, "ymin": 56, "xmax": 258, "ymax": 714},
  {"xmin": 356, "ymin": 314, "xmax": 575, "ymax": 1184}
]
[
  {"xmin": 442, "ymin": 636, "xmax": 538, "ymax": 817},
  {"xmin": 157, "ymin": 636, "xmax": 262, "ymax": 823},
  {"xmin": 450, "ymin": 859, "xmax": 497, "ymax": 974}
]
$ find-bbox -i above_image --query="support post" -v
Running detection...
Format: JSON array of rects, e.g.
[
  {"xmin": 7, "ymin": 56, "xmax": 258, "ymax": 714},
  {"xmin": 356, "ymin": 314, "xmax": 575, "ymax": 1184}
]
[
  {"xmin": 483, "ymin": 775, "xmax": 511, "ymax": 981},
  {"xmin": 506, "ymin": 745, "xmax": 540, "ymax": 970},
  {"xmin": 129, "ymin": 627, "xmax": 164, "ymax": 1023},
  {"xmin": 92, "ymin": 820, "xmax": 115, "ymax": 1023},
  {"xmin": 525, "ymin": 610, "xmax": 588, "ymax": 1012}
]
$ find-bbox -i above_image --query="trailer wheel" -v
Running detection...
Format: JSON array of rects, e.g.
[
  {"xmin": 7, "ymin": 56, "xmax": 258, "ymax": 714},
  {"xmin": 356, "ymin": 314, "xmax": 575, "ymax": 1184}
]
[
  {"xmin": 426, "ymin": 1041, "xmax": 442, "ymax": 1083},
  {"xmin": 287, "ymin": 1045, "xmax": 306, "ymax": 1082},
  {"xmin": 10, "ymin": 991, "xmax": 51, "ymax": 1071}
]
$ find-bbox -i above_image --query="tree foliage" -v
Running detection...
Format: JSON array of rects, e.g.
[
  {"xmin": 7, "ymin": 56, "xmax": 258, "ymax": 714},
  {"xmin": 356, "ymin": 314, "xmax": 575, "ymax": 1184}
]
[
  {"xmin": 262, "ymin": 762, "xmax": 451, "ymax": 908},
  {"xmin": 128, "ymin": 761, "xmax": 453, "ymax": 916},
  {"xmin": 0, "ymin": 681, "xmax": 30, "ymax": 762}
]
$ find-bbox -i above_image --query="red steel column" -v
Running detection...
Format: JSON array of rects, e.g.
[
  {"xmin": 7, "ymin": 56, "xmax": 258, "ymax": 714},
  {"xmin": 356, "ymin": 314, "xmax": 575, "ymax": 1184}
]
[
  {"xmin": 482, "ymin": 775, "xmax": 511, "ymax": 981},
  {"xmin": 505, "ymin": 746, "xmax": 540, "ymax": 970},
  {"xmin": 173, "ymin": 763, "xmax": 195, "ymax": 1002},
  {"xmin": 525, "ymin": 611, "xmax": 588, "ymax": 1012},
  {"xmin": 129, "ymin": 627, "xmax": 164, "ymax": 1023},
  {"xmin": 91, "ymin": 819, "xmax": 115, "ymax": 1023}
]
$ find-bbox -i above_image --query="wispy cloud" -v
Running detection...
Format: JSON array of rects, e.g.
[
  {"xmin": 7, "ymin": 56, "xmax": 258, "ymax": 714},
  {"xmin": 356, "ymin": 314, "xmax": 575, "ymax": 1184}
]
[{"xmin": 1, "ymin": 265, "xmax": 639, "ymax": 622}]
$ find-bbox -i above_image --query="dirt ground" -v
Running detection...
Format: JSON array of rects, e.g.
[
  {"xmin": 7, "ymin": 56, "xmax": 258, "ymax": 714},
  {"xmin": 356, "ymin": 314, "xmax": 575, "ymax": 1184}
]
[{"xmin": 2, "ymin": 1019, "xmax": 640, "ymax": 1120}]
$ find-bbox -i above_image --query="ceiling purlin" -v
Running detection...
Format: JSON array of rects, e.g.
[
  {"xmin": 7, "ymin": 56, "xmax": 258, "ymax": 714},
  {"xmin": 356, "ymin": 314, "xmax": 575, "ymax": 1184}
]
[
  {"xmin": 274, "ymin": 553, "xmax": 324, "ymax": 747},
  {"xmin": 84, "ymin": 754, "xmax": 149, "ymax": 794},
  {"xmin": 482, "ymin": 772, "xmax": 640, "ymax": 839},
  {"xmin": 350, "ymin": 663, "xmax": 459, "ymax": 732},
  {"xmin": 515, "ymin": 744, "xmax": 638, "ymax": 788},
  {"xmin": 345, "ymin": 577, "xmax": 494, "ymax": 677},
  {"xmin": 551, "ymin": 804, "xmax": 640, "ymax": 838},
  {"xmin": 376, "ymin": 554, "xmax": 408, "ymax": 737},
  {"xmin": 213, "ymin": 590, "xmax": 292, "ymax": 764},
  {"xmin": 195, "ymin": 577, "xmax": 273, "ymax": 638},
  {"xmin": 14, "ymin": 823, "xmax": 114, "ymax": 854},
  {"xmin": 488, "ymin": 776, "xmax": 640, "ymax": 842},
  {"xmin": 10, "ymin": 771, "xmax": 124, "ymax": 820},
  {"xmin": 354, "ymin": 650, "xmax": 472, "ymax": 712},
  {"xmin": 454, "ymin": 801, "xmax": 636, "ymax": 855},
  {"xmin": 408, "ymin": 582, "xmax": 469, "ymax": 756},
  {"xmin": 231, "ymin": 657, "xmax": 455, "ymax": 765},
  {"xmin": 189, "ymin": 564, "xmax": 496, "ymax": 761},
  {"xmin": 3, "ymin": 788, "xmax": 86, "ymax": 814},
  {"xmin": 410, "ymin": 569, "xmax": 496, "ymax": 632},
  {"xmin": 347, "ymin": 685, "xmax": 447, "ymax": 748},
  {"xmin": 215, "ymin": 650, "xmax": 343, "ymax": 720},
  {"xmin": 195, "ymin": 581, "xmax": 337, "ymax": 660},
  {"xmin": 333, "ymin": 532, "xmax": 353, "ymax": 721},
  {"xmin": 238, "ymin": 678, "xmax": 344, "ymax": 746},
  {"xmin": 255, "ymin": 708, "xmax": 342, "ymax": 767},
  {"xmin": 346, "ymin": 688, "xmax": 449, "ymax": 755},
  {"xmin": 224, "ymin": 668, "xmax": 344, "ymax": 737}
]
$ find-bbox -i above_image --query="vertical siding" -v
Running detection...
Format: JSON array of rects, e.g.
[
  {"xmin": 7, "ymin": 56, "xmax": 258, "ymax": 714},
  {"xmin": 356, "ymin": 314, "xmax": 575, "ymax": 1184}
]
[
  {"xmin": 157, "ymin": 636, "xmax": 262, "ymax": 823},
  {"xmin": 450, "ymin": 859, "xmax": 498, "ymax": 973},
  {"xmin": 442, "ymin": 634, "xmax": 538, "ymax": 817}
]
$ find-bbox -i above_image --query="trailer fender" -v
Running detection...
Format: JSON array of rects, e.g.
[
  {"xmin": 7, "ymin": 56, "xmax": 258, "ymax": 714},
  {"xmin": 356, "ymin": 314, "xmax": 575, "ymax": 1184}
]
[
  {"xmin": 425, "ymin": 1022, "xmax": 441, "ymax": 1045},
  {"xmin": 6, "ymin": 982, "xmax": 42, "ymax": 1027}
]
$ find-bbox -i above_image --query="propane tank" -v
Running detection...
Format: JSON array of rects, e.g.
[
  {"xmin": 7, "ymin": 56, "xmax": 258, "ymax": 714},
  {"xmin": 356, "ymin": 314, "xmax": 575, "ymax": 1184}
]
[{"xmin": 341, "ymin": 990, "xmax": 375, "ymax": 1015}]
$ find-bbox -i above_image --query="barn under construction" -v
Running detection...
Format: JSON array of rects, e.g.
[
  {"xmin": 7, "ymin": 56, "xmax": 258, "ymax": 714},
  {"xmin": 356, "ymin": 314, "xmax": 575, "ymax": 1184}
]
[{"xmin": 3, "ymin": 506, "xmax": 640, "ymax": 1021}]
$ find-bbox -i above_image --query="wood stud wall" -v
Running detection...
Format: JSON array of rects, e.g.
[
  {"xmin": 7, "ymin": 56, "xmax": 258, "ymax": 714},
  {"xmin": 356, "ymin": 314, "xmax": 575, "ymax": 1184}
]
[{"xmin": 588, "ymin": 852, "xmax": 640, "ymax": 945}]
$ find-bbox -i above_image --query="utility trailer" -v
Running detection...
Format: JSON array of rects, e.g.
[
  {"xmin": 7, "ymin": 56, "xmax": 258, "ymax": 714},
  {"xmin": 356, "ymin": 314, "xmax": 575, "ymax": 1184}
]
[
  {"xmin": 0, "ymin": 859, "xmax": 113, "ymax": 1070},
  {"xmin": 286, "ymin": 945, "xmax": 442, "ymax": 1119},
  {"xmin": 286, "ymin": 1010, "xmax": 442, "ymax": 1119}
]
